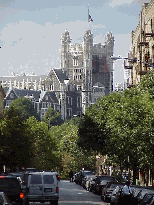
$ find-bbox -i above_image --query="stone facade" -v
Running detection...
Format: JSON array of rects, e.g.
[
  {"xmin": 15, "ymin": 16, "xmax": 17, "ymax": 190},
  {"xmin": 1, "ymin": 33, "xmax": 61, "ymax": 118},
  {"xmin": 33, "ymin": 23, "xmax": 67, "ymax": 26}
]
[
  {"xmin": 2, "ymin": 29, "xmax": 114, "ymax": 120},
  {"xmin": 61, "ymin": 29, "xmax": 114, "ymax": 114},
  {"xmin": 126, "ymin": 1, "xmax": 154, "ymax": 87}
]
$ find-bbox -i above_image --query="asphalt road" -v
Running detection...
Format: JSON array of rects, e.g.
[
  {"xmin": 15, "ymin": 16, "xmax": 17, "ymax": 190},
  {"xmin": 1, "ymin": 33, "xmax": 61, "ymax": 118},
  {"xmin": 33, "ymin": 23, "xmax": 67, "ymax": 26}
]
[{"xmin": 58, "ymin": 180, "xmax": 110, "ymax": 205}]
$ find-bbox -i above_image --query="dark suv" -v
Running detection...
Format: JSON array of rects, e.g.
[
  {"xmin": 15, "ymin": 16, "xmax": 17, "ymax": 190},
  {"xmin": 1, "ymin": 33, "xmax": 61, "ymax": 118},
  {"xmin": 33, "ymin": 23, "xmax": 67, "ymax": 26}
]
[{"xmin": 0, "ymin": 176, "xmax": 24, "ymax": 204}]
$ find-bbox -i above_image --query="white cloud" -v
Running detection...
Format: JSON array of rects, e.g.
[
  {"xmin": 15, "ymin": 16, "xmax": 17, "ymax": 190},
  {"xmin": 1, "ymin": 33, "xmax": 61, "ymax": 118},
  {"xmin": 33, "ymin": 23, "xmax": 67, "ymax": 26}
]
[
  {"xmin": 109, "ymin": 0, "xmax": 134, "ymax": 7},
  {"xmin": 1, "ymin": 20, "xmax": 105, "ymax": 76},
  {"xmin": 109, "ymin": 0, "xmax": 150, "ymax": 7}
]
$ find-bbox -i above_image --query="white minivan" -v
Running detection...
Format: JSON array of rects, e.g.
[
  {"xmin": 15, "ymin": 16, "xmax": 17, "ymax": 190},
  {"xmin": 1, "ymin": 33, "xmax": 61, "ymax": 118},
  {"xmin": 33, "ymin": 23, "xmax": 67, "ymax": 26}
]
[{"xmin": 24, "ymin": 172, "xmax": 59, "ymax": 205}]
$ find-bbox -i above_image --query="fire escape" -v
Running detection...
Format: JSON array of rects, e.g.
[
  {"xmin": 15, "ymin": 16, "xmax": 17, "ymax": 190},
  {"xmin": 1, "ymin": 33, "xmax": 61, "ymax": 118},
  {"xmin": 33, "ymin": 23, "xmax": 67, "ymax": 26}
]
[{"xmin": 126, "ymin": 11, "xmax": 154, "ymax": 88}]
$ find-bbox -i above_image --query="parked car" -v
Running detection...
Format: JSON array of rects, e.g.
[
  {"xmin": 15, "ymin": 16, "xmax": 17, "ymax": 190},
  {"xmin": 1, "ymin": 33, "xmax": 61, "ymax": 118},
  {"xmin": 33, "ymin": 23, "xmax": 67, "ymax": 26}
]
[
  {"xmin": 8, "ymin": 172, "xmax": 24, "ymax": 183},
  {"xmin": 0, "ymin": 176, "xmax": 24, "ymax": 205},
  {"xmin": 0, "ymin": 192, "xmax": 11, "ymax": 205},
  {"xmin": 23, "ymin": 172, "xmax": 59, "ymax": 205},
  {"xmin": 89, "ymin": 177, "xmax": 97, "ymax": 192},
  {"xmin": 139, "ymin": 193, "xmax": 154, "ymax": 205},
  {"xmin": 93, "ymin": 175, "xmax": 116, "ymax": 195},
  {"xmin": 74, "ymin": 172, "xmax": 80, "ymax": 184},
  {"xmin": 85, "ymin": 175, "xmax": 96, "ymax": 191},
  {"xmin": 110, "ymin": 183, "xmax": 125, "ymax": 205},
  {"xmin": 82, "ymin": 173, "xmax": 95, "ymax": 189},
  {"xmin": 101, "ymin": 181, "xmax": 125, "ymax": 202},
  {"xmin": 78, "ymin": 170, "xmax": 95, "ymax": 186},
  {"xmin": 136, "ymin": 187, "xmax": 154, "ymax": 204}
]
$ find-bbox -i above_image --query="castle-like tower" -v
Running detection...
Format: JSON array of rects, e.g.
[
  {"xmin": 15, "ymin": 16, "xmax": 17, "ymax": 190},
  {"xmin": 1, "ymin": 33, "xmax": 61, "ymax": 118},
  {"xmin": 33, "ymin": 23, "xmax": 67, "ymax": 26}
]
[{"xmin": 61, "ymin": 29, "xmax": 114, "ymax": 114}]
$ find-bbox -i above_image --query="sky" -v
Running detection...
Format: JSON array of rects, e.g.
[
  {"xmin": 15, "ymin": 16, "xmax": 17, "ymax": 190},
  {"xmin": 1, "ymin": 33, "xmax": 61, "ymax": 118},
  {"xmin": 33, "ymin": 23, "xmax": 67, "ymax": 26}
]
[{"xmin": 0, "ymin": 0, "xmax": 151, "ymax": 85}]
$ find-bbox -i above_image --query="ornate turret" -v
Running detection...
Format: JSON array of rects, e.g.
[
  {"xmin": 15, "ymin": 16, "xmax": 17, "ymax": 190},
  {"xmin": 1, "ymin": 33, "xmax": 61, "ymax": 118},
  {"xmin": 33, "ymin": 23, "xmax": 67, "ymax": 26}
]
[
  {"xmin": 61, "ymin": 29, "xmax": 71, "ymax": 74},
  {"xmin": 82, "ymin": 29, "xmax": 93, "ymax": 114}
]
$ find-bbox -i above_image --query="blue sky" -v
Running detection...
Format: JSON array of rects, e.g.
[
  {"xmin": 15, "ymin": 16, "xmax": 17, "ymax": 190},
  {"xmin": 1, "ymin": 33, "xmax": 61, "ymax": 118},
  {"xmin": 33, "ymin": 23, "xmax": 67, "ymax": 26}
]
[{"xmin": 0, "ymin": 0, "xmax": 150, "ymax": 84}]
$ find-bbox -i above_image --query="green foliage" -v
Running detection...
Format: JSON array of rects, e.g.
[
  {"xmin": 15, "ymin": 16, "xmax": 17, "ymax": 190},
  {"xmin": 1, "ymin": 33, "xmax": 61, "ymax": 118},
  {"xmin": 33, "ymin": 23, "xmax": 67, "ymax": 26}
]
[
  {"xmin": 43, "ymin": 107, "xmax": 64, "ymax": 128},
  {"xmin": 138, "ymin": 70, "xmax": 154, "ymax": 97},
  {"xmin": 51, "ymin": 119, "xmax": 96, "ymax": 177},
  {"xmin": 26, "ymin": 116, "xmax": 61, "ymax": 171},
  {"xmin": 0, "ymin": 108, "xmax": 34, "ymax": 171},
  {"xmin": 4, "ymin": 97, "xmax": 40, "ymax": 121}
]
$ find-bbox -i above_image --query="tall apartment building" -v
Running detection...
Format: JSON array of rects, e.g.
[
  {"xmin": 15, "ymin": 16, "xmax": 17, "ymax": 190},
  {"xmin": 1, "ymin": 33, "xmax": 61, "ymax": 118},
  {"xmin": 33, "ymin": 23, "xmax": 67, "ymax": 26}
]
[{"xmin": 126, "ymin": 1, "xmax": 154, "ymax": 87}]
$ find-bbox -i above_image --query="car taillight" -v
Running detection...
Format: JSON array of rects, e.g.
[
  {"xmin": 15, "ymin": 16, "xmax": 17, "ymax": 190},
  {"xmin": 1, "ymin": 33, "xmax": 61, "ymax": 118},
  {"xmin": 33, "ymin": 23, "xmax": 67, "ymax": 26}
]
[
  {"xmin": 56, "ymin": 187, "xmax": 59, "ymax": 193},
  {"xmin": 0, "ymin": 176, "xmax": 5, "ymax": 178},
  {"xmin": 20, "ymin": 192, "xmax": 24, "ymax": 199}
]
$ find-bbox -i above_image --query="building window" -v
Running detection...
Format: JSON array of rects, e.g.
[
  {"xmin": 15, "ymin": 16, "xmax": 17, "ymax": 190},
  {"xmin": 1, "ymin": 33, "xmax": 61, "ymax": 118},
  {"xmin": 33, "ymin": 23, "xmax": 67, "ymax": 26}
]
[
  {"xmin": 50, "ymin": 84, "xmax": 53, "ymax": 91},
  {"xmin": 6, "ymin": 100, "xmax": 12, "ymax": 106},
  {"xmin": 77, "ymin": 85, "xmax": 82, "ymax": 91},
  {"xmin": 77, "ymin": 96, "xmax": 81, "ymax": 107},
  {"xmin": 73, "ymin": 56, "xmax": 78, "ymax": 66},
  {"xmin": 10, "ymin": 93, "xmax": 14, "ymax": 98},
  {"xmin": 151, "ymin": 19, "xmax": 153, "ymax": 31},
  {"xmin": 67, "ymin": 108, "xmax": 72, "ymax": 116},
  {"xmin": 78, "ymin": 75, "xmax": 81, "ymax": 80},
  {"xmin": 42, "ymin": 102, "xmax": 47, "ymax": 108},
  {"xmin": 67, "ymin": 96, "xmax": 72, "ymax": 105}
]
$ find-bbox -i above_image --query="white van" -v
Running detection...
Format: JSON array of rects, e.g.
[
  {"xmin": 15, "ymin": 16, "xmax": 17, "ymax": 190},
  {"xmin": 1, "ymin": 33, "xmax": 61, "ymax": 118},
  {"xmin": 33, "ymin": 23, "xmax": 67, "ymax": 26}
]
[{"xmin": 24, "ymin": 172, "xmax": 59, "ymax": 205}]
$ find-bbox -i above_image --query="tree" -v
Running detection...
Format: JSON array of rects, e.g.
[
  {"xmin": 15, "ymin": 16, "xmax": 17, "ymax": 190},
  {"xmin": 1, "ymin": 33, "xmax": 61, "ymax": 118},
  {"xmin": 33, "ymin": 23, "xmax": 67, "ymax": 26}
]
[
  {"xmin": 78, "ymin": 91, "xmax": 123, "ymax": 155},
  {"xmin": 0, "ymin": 107, "xmax": 34, "ymax": 171},
  {"xmin": 138, "ymin": 70, "xmax": 154, "ymax": 97},
  {"xmin": 106, "ymin": 87, "xmax": 154, "ymax": 184},
  {"xmin": 50, "ymin": 118, "xmax": 96, "ymax": 178},
  {"xmin": 43, "ymin": 107, "xmax": 64, "ymax": 128},
  {"xmin": 4, "ymin": 97, "xmax": 40, "ymax": 121},
  {"xmin": 26, "ymin": 116, "xmax": 61, "ymax": 171}
]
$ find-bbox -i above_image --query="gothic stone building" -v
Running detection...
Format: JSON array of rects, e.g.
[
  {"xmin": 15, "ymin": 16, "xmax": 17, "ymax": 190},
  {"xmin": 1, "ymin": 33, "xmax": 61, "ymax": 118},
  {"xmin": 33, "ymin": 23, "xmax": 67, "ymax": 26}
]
[
  {"xmin": 2, "ymin": 29, "xmax": 114, "ymax": 120},
  {"xmin": 44, "ymin": 29, "xmax": 114, "ymax": 119},
  {"xmin": 59, "ymin": 29, "xmax": 114, "ymax": 116}
]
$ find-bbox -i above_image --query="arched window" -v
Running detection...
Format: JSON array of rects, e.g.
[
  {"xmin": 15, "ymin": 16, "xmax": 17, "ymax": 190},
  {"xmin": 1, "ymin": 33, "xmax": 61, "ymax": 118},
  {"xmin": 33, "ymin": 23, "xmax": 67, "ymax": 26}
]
[{"xmin": 73, "ymin": 56, "xmax": 78, "ymax": 66}]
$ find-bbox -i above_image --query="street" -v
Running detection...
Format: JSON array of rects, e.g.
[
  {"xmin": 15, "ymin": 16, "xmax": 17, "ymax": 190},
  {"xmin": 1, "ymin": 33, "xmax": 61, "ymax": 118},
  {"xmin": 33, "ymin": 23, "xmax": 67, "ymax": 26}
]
[{"xmin": 58, "ymin": 180, "xmax": 109, "ymax": 205}]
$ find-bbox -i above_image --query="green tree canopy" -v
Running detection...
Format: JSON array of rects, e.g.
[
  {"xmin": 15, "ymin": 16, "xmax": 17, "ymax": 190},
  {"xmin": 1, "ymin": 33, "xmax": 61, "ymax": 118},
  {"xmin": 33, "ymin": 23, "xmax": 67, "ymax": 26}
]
[
  {"xmin": 4, "ymin": 97, "xmax": 40, "ymax": 121},
  {"xmin": 43, "ymin": 107, "xmax": 64, "ymax": 128},
  {"xmin": 26, "ymin": 116, "xmax": 61, "ymax": 171},
  {"xmin": 0, "ymin": 107, "xmax": 34, "ymax": 171}
]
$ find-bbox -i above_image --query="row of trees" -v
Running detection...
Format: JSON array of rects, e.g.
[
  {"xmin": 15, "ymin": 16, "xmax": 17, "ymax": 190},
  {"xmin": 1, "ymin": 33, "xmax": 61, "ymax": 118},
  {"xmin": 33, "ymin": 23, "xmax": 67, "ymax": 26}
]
[
  {"xmin": 78, "ymin": 70, "xmax": 154, "ymax": 184},
  {"xmin": 0, "ymin": 70, "xmax": 153, "ymax": 179},
  {"xmin": 0, "ymin": 96, "xmax": 95, "ymax": 176}
]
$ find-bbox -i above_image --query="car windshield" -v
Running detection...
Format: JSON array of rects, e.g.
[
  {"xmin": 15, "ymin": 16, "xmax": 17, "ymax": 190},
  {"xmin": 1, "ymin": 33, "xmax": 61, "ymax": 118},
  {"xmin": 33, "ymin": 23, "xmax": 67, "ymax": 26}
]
[
  {"xmin": 83, "ymin": 171, "xmax": 94, "ymax": 176},
  {"xmin": 30, "ymin": 175, "xmax": 42, "ymax": 184},
  {"xmin": 99, "ymin": 176, "xmax": 115, "ymax": 181},
  {"xmin": 43, "ymin": 175, "xmax": 54, "ymax": 184}
]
